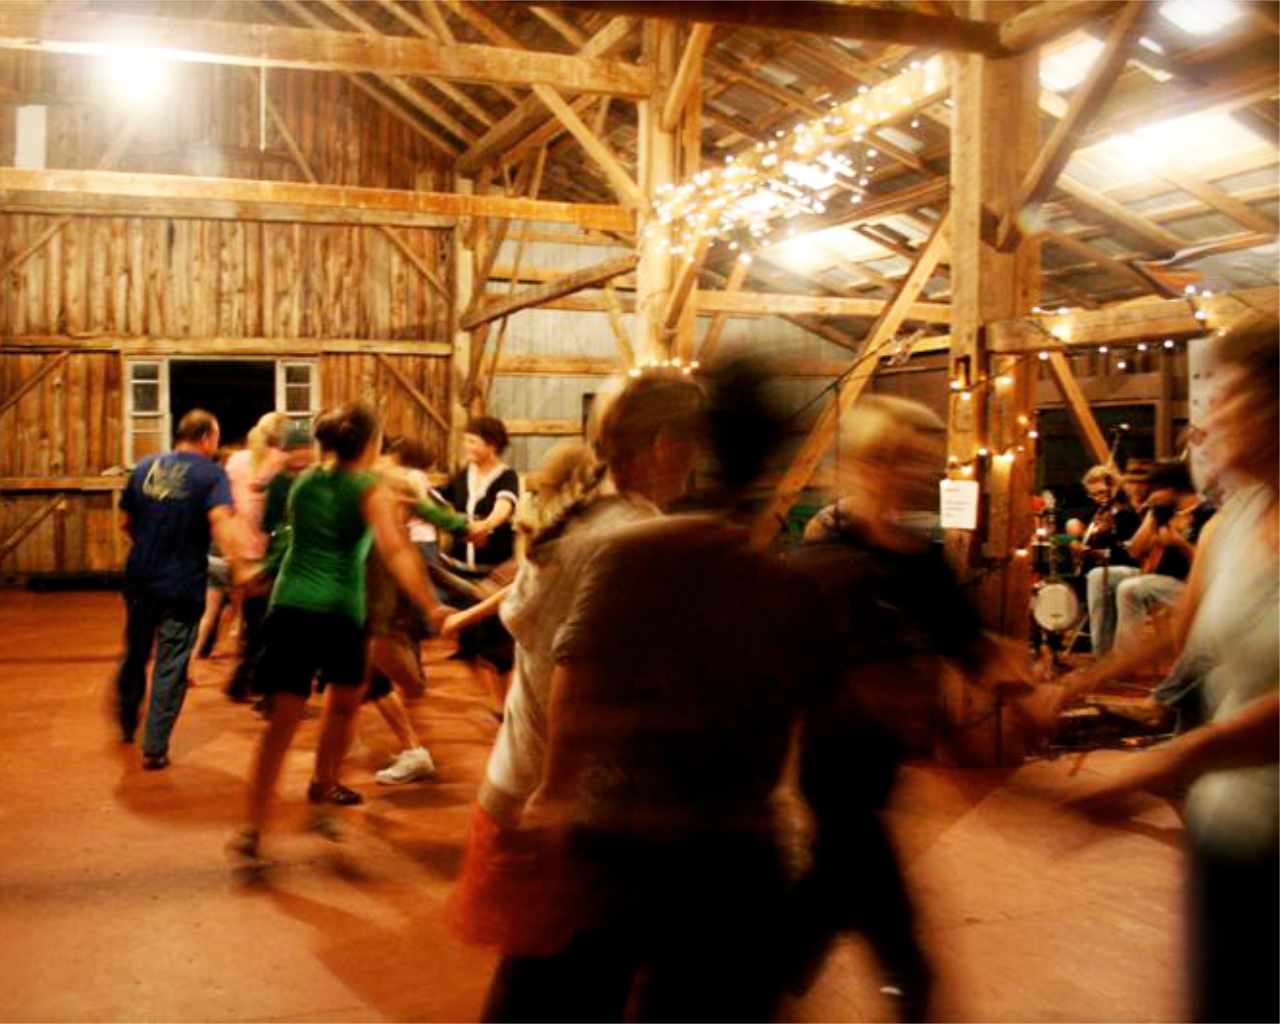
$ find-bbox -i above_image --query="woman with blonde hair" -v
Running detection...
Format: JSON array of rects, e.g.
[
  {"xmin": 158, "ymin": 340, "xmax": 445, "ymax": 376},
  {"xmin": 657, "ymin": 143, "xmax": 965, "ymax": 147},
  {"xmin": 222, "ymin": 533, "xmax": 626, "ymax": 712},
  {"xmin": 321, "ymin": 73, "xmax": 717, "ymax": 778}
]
[
  {"xmin": 448, "ymin": 371, "xmax": 707, "ymax": 1001},
  {"xmin": 224, "ymin": 411, "xmax": 289, "ymax": 702}
]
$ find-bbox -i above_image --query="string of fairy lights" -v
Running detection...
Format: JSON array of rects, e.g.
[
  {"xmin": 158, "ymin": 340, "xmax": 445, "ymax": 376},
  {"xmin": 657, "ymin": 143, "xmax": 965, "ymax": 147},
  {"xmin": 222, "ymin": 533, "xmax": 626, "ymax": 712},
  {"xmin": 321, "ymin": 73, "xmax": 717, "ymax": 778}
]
[{"xmin": 643, "ymin": 56, "xmax": 948, "ymax": 262}]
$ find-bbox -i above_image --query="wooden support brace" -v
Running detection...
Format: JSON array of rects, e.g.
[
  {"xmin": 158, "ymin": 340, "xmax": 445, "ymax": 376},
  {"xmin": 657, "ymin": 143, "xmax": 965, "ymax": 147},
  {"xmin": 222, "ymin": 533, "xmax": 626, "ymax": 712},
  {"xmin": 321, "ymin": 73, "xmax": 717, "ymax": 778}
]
[
  {"xmin": 0, "ymin": 352, "xmax": 72, "ymax": 419},
  {"xmin": 661, "ymin": 23, "xmax": 712, "ymax": 133},
  {"xmin": 532, "ymin": 83, "xmax": 646, "ymax": 207},
  {"xmin": 1045, "ymin": 351, "xmax": 1110, "ymax": 466},
  {"xmin": 697, "ymin": 261, "xmax": 747, "ymax": 365},
  {"xmin": 0, "ymin": 496, "xmax": 67, "ymax": 563},
  {"xmin": 461, "ymin": 253, "xmax": 640, "ymax": 331},
  {"xmin": 375, "ymin": 353, "xmax": 450, "ymax": 433},
  {"xmin": 749, "ymin": 211, "xmax": 951, "ymax": 549},
  {"xmin": 602, "ymin": 281, "xmax": 636, "ymax": 368},
  {"xmin": 997, "ymin": 1, "xmax": 1146, "ymax": 250}
]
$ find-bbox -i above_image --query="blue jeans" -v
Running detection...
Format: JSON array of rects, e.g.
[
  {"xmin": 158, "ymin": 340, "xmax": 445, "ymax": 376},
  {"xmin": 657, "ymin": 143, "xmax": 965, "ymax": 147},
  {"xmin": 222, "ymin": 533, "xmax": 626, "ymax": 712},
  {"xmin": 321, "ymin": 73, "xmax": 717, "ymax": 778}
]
[
  {"xmin": 1086, "ymin": 565, "xmax": 1140, "ymax": 657},
  {"xmin": 115, "ymin": 591, "xmax": 200, "ymax": 757}
]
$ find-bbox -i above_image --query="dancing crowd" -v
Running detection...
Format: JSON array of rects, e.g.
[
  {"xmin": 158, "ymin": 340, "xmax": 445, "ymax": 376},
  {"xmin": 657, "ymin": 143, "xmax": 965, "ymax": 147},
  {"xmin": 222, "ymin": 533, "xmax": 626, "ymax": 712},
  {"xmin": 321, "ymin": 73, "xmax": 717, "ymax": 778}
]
[{"xmin": 111, "ymin": 312, "xmax": 1278, "ymax": 1022}]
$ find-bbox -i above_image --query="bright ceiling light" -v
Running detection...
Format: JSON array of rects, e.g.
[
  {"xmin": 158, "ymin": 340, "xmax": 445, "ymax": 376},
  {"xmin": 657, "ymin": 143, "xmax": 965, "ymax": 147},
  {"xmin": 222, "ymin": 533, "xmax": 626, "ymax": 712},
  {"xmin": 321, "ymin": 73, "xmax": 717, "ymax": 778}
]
[
  {"xmin": 1159, "ymin": 0, "xmax": 1242, "ymax": 35},
  {"xmin": 106, "ymin": 49, "xmax": 168, "ymax": 103},
  {"xmin": 1039, "ymin": 34, "xmax": 1105, "ymax": 92},
  {"xmin": 782, "ymin": 160, "xmax": 835, "ymax": 191}
]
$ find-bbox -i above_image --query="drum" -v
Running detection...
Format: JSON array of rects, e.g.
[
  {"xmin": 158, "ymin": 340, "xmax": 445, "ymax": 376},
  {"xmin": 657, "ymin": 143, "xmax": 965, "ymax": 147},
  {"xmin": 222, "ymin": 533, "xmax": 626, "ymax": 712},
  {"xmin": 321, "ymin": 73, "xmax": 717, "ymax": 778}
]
[{"xmin": 1032, "ymin": 580, "xmax": 1082, "ymax": 632}]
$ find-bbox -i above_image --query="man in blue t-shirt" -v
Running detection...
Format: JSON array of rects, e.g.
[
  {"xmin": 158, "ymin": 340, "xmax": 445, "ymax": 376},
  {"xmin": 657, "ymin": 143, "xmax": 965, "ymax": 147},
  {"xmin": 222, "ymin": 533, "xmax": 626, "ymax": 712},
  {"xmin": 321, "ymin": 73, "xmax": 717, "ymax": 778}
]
[{"xmin": 116, "ymin": 409, "xmax": 239, "ymax": 769}]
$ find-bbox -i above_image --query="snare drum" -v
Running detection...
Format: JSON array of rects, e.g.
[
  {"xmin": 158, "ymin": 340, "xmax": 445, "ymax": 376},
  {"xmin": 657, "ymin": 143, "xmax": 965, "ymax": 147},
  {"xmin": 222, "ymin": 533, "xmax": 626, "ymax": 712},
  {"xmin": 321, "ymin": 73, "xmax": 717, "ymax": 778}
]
[{"xmin": 1032, "ymin": 580, "xmax": 1082, "ymax": 632}]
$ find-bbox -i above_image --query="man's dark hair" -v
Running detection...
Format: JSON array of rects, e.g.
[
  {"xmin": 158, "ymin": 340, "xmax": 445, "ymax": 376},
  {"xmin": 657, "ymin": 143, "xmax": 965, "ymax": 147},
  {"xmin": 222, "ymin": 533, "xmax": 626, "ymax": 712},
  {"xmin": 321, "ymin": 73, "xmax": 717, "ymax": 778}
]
[
  {"xmin": 315, "ymin": 401, "xmax": 380, "ymax": 462},
  {"xmin": 1148, "ymin": 458, "xmax": 1194, "ymax": 495},
  {"xmin": 464, "ymin": 416, "xmax": 509, "ymax": 455},
  {"xmin": 174, "ymin": 409, "xmax": 219, "ymax": 443}
]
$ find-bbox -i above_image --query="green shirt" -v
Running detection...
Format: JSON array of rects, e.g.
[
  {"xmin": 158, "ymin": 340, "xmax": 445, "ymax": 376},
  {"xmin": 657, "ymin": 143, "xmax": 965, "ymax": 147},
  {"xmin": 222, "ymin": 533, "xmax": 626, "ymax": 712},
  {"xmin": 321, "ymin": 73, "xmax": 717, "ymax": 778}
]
[{"xmin": 270, "ymin": 466, "xmax": 376, "ymax": 624}]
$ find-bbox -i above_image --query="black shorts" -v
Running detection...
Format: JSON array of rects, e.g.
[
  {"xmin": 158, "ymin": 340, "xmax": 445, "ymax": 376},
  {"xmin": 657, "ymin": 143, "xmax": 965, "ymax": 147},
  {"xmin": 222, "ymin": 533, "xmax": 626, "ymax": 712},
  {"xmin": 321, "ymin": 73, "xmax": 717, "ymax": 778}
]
[{"xmin": 254, "ymin": 606, "xmax": 367, "ymax": 699}]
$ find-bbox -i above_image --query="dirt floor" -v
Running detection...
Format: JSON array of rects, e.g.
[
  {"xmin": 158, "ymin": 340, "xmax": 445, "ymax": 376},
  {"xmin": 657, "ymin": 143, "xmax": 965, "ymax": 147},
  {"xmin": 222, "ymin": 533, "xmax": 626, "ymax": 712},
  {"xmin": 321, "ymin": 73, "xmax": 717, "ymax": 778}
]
[{"xmin": 0, "ymin": 590, "xmax": 1184, "ymax": 1022}]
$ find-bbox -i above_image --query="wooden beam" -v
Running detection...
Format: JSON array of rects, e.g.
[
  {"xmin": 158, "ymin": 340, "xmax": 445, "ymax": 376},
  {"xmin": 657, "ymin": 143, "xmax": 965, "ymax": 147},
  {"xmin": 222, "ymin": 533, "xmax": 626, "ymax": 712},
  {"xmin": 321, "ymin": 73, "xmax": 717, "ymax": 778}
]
[
  {"xmin": 1157, "ymin": 168, "xmax": 1280, "ymax": 236},
  {"xmin": 456, "ymin": 16, "xmax": 634, "ymax": 173},
  {"xmin": 998, "ymin": 0, "xmax": 1116, "ymax": 51},
  {"xmin": 0, "ymin": 6, "xmax": 651, "ymax": 96},
  {"xmin": 505, "ymin": 418, "xmax": 581, "ymax": 436},
  {"xmin": 375, "ymin": 353, "xmax": 451, "ymax": 433},
  {"xmin": 749, "ymin": 211, "xmax": 951, "ymax": 549},
  {"xmin": 0, "ymin": 167, "xmax": 634, "ymax": 231},
  {"xmin": 697, "ymin": 261, "xmax": 747, "ymax": 365},
  {"xmin": 1, "ymin": 336, "xmax": 453, "ymax": 356},
  {"xmin": 0, "ymin": 352, "xmax": 71, "ymax": 419},
  {"xmin": 1043, "ymin": 228, "xmax": 1157, "ymax": 295},
  {"xmin": 533, "ymin": 1, "xmax": 1002, "ymax": 53},
  {"xmin": 378, "ymin": 226, "xmax": 452, "ymax": 307},
  {"xmin": 997, "ymin": 1, "xmax": 1147, "ymax": 250},
  {"xmin": 461, "ymin": 253, "xmax": 639, "ymax": 331},
  {"xmin": 695, "ymin": 290, "xmax": 950, "ymax": 324},
  {"xmin": 661, "ymin": 22, "xmax": 712, "ymax": 132},
  {"xmin": 0, "ymin": 497, "xmax": 66, "ymax": 564},
  {"xmin": 987, "ymin": 286, "xmax": 1278, "ymax": 352},
  {"xmin": 1056, "ymin": 175, "xmax": 1187, "ymax": 255},
  {"xmin": 532, "ymin": 83, "xmax": 646, "ymax": 206},
  {"xmin": 496, "ymin": 354, "xmax": 618, "ymax": 375},
  {"xmin": 1045, "ymin": 352, "xmax": 1110, "ymax": 466},
  {"xmin": 0, "ymin": 477, "xmax": 126, "ymax": 492},
  {"xmin": 601, "ymin": 281, "xmax": 636, "ymax": 368}
]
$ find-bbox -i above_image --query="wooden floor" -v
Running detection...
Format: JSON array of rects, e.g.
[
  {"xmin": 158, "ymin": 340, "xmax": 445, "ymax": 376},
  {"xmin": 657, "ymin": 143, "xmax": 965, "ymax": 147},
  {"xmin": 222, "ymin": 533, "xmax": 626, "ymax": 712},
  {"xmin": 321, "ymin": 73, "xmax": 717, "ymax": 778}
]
[{"xmin": 0, "ymin": 591, "xmax": 1185, "ymax": 1022}]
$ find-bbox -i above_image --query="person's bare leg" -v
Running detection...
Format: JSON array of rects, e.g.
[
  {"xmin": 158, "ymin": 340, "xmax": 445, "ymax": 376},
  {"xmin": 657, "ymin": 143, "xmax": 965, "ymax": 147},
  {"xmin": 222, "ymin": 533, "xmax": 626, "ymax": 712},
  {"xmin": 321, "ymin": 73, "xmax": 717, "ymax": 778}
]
[
  {"xmin": 374, "ymin": 691, "xmax": 420, "ymax": 751},
  {"xmin": 194, "ymin": 588, "xmax": 224, "ymax": 659},
  {"xmin": 370, "ymin": 634, "xmax": 425, "ymax": 701},
  {"xmin": 246, "ymin": 692, "xmax": 307, "ymax": 834},
  {"xmin": 314, "ymin": 685, "xmax": 363, "ymax": 790}
]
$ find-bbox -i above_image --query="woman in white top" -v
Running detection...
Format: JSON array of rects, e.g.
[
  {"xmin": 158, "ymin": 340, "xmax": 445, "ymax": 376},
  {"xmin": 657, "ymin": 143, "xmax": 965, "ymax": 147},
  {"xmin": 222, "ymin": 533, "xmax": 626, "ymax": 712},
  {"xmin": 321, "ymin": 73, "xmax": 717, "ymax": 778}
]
[{"xmin": 1067, "ymin": 311, "xmax": 1278, "ymax": 1023}]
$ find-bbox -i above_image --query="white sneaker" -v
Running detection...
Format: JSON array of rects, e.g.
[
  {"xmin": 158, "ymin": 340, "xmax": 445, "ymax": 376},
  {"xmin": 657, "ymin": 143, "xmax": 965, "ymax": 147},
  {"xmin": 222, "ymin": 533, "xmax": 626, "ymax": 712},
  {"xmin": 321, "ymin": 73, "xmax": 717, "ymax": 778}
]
[{"xmin": 375, "ymin": 747, "xmax": 436, "ymax": 785}]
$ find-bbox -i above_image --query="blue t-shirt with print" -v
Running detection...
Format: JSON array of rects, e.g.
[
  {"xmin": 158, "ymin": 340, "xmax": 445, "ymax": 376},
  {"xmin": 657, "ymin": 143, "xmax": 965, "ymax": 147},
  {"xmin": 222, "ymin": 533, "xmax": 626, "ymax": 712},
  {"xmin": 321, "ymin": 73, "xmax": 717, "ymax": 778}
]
[{"xmin": 120, "ymin": 451, "xmax": 233, "ymax": 610}]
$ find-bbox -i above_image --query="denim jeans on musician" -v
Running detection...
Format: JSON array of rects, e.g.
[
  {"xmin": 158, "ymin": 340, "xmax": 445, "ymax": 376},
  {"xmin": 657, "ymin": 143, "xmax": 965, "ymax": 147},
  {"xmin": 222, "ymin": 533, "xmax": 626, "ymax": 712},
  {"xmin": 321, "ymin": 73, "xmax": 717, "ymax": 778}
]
[
  {"xmin": 1115, "ymin": 573, "xmax": 1185, "ymax": 651},
  {"xmin": 115, "ymin": 591, "xmax": 200, "ymax": 757},
  {"xmin": 1086, "ymin": 565, "xmax": 1140, "ymax": 657}
]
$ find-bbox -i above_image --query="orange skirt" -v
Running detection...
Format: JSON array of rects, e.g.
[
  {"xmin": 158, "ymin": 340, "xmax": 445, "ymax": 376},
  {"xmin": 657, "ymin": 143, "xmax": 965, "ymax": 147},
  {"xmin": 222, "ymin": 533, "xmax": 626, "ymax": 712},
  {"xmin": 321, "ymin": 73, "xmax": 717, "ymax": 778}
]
[{"xmin": 447, "ymin": 805, "xmax": 586, "ymax": 959}]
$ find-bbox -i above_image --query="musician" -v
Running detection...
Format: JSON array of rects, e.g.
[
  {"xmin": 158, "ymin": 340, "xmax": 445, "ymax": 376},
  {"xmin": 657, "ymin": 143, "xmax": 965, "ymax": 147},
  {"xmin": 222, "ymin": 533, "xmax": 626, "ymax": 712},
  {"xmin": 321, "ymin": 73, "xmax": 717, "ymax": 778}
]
[
  {"xmin": 1077, "ymin": 464, "xmax": 1142, "ymax": 657},
  {"xmin": 1111, "ymin": 459, "xmax": 1215, "ymax": 653}
]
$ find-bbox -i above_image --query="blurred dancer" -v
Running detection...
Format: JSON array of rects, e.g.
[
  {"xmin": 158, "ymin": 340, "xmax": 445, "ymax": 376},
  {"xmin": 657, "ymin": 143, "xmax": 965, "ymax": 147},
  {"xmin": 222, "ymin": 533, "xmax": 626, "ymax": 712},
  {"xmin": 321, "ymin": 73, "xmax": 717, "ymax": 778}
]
[
  {"xmin": 224, "ymin": 412, "xmax": 287, "ymax": 703},
  {"xmin": 451, "ymin": 377, "xmax": 696, "ymax": 965},
  {"xmin": 1064, "ymin": 312, "xmax": 1278, "ymax": 1023},
  {"xmin": 116, "ymin": 410, "xmax": 243, "ymax": 769},
  {"xmin": 229, "ymin": 402, "xmax": 447, "ymax": 862},
  {"xmin": 788, "ymin": 395, "xmax": 1029, "ymax": 1021},
  {"xmin": 482, "ymin": 363, "xmax": 819, "ymax": 1022}
]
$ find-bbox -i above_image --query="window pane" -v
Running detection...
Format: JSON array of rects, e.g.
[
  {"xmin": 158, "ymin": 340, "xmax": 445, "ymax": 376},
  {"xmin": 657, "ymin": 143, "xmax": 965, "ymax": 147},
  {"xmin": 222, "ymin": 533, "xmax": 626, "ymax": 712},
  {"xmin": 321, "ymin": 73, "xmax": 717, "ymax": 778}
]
[
  {"xmin": 285, "ymin": 384, "xmax": 311, "ymax": 413},
  {"xmin": 132, "ymin": 382, "xmax": 160, "ymax": 412},
  {"xmin": 285, "ymin": 365, "xmax": 312, "ymax": 385},
  {"xmin": 131, "ymin": 363, "xmax": 160, "ymax": 382}
]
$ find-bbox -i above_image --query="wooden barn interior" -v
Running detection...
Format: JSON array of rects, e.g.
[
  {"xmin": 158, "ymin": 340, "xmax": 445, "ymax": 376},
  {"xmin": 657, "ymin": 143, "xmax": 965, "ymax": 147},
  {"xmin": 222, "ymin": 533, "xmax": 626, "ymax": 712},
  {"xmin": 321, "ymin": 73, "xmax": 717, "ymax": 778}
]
[{"xmin": 0, "ymin": 1, "xmax": 1276, "ymax": 1020}]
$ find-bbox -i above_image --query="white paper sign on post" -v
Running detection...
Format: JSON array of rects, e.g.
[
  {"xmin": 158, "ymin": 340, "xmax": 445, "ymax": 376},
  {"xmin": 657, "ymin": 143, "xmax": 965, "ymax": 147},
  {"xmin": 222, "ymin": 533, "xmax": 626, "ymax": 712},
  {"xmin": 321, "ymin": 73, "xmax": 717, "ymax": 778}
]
[{"xmin": 940, "ymin": 479, "xmax": 980, "ymax": 530}]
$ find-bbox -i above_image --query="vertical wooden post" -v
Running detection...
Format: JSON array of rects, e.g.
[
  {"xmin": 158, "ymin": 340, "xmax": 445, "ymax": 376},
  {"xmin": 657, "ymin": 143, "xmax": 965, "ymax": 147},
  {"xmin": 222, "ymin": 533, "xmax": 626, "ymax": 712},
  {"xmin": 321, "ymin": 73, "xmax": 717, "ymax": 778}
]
[
  {"xmin": 944, "ymin": 3, "xmax": 1040, "ymax": 764},
  {"xmin": 450, "ymin": 174, "xmax": 475, "ymax": 466},
  {"xmin": 948, "ymin": 7, "xmax": 1040, "ymax": 633},
  {"xmin": 633, "ymin": 20, "xmax": 678, "ymax": 363}
]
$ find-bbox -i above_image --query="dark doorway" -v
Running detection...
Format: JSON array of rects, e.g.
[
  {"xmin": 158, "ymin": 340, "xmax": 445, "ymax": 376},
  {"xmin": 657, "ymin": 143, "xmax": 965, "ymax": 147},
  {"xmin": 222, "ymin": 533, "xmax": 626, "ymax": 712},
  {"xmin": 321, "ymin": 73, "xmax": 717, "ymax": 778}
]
[{"xmin": 169, "ymin": 360, "xmax": 276, "ymax": 447}]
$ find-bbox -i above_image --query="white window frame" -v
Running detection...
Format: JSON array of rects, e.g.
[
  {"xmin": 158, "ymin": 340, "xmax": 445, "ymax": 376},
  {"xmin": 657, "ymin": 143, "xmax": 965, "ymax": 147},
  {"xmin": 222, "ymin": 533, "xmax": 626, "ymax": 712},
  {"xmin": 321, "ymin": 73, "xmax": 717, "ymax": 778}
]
[
  {"xmin": 276, "ymin": 359, "xmax": 320, "ymax": 428},
  {"xmin": 124, "ymin": 357, "xmax": 171, "ymax": 466}
]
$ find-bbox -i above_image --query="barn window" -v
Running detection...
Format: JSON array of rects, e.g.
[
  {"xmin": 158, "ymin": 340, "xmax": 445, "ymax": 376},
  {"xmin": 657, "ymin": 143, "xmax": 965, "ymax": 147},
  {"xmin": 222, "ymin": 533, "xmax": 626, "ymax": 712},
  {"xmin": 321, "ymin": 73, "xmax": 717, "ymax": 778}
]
[
  {"xmin": 124, "ymin": 359, "xmax": 170, "ymax": 466},
  {"xmin": 276, "ymin": 360, "xmax": 318, "ymax": 428}
]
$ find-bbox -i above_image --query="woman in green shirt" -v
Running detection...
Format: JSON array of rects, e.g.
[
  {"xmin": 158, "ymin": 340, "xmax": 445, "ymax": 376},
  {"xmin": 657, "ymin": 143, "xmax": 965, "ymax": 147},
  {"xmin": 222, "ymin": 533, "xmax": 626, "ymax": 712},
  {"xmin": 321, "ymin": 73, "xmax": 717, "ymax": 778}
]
[{"xmin": 232, "ymin": 401, "xmax": 447, "ymax": 862}]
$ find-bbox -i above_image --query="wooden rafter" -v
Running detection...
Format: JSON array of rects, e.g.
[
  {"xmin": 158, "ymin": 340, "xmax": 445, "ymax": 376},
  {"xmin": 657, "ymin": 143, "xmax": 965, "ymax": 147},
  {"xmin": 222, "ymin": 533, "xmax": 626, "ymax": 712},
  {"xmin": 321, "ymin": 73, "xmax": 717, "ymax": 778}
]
[
  {"xmin": 532, "ymin": 83, "xmax": 645, "ymax": 206},
  {"xmin": 697, "ymin": 261, "xmax": 747, "ymax": 366},
  {"xmin": 997, "ymin": 1, "xmax": 1147, "ymax": 250},
  {"xmin": 0, "ymin": 5, "xmax": 652, "ymax": 96},
  {"xmin": 0, "ymin": 167, "xmax": 634, "ymax": 231},
  {"xmin": 998, "ymin": 0, "xmax": 1117, "ymax": 51},
  {"xmin": 661, "ymin": 23, "xmax": 713, "ymax": 133},
  {"xmin": 1045, "ymin": 352, "xmax": 1110, "ymax": 466},
  {"xmin": 528, "ymin": 1, "xmax": 1002, "ymax": 53},
  {"xmin": 696, "ymin": 291, "xmax": 951, "ymax": 324}
]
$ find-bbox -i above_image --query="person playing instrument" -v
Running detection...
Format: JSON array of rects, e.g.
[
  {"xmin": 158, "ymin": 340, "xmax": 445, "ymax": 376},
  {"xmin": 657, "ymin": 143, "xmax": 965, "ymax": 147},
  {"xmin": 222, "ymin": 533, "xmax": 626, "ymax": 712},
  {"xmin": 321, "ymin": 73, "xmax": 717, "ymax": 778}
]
[
  {"xmin": 1078, "ymin": 464, "xmax": 1142, "ymax": 657},
  {"xmin": 1112, "ymin": 459, "xmax": 1214, "ymax": 653}
]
